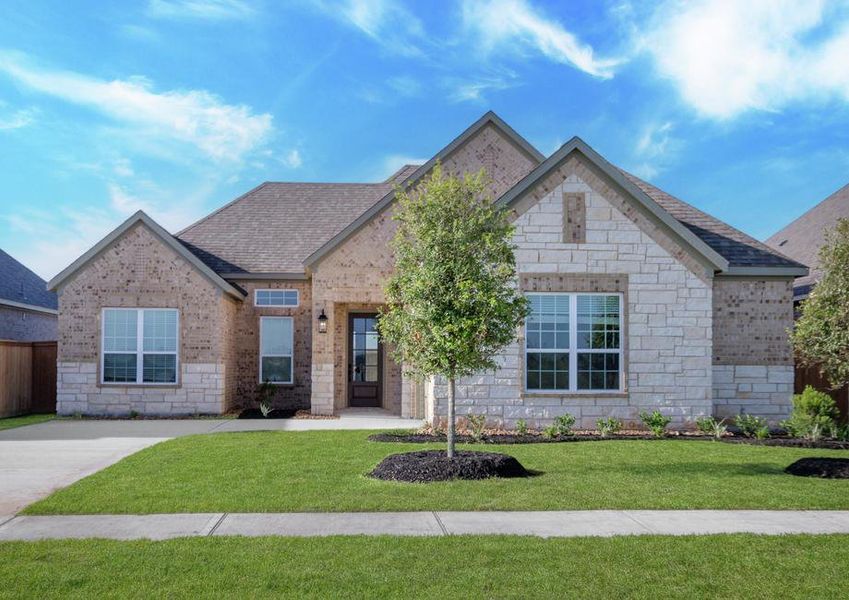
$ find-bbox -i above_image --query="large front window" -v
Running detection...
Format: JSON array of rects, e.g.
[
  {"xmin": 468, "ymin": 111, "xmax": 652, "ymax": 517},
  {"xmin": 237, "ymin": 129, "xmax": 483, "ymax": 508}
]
[
  {"xmin": 102, "ymin": 308, "xmax": 178, "ymax": 384},
  {"xmin": 525, "ymin": 293, "xmax": 622, "ymax": 392},
  {"xmin": 260, "ymin": 316, "xmax": 293, "ymax": 384}
]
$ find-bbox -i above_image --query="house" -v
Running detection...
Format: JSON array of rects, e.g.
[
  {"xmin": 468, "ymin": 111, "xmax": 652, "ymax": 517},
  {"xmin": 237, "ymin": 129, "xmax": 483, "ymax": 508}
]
[
  {"xmin": 47, "ymin": 112, "xmax": 807, "ymax": 426},
  {"xmin": 0, "ymin": 249, "xmax": 58, "ymax": 342},
  {"xmin": 766, "ymin": 182, "xmax": 849, "ymax": 302}
]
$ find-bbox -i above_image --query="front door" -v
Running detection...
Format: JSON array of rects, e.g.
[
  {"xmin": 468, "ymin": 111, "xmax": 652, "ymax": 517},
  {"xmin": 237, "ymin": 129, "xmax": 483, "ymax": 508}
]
[{"xmin": 348, "ymin": 314, "xmax": 381, "ymax": 407}]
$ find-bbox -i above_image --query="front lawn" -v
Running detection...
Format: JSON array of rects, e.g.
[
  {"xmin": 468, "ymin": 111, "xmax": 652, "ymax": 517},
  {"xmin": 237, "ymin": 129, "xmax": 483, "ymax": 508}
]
[
  {"xmin": 1, "ymin": 534, "xmax": 847, "ymax": 599},
  {"xmin": 0, "ymin": 413, "xmax": 54, "ymax": 431},
  {"xmin": 24, "ymin": 430, "xmax": 849, "ymax": 514}
]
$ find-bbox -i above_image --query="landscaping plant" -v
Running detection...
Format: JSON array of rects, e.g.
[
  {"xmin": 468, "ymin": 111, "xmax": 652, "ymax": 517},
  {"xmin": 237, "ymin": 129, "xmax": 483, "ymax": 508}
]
[
  {"xmin": 466, "ymin": 414, "xmax": 487, "ymax": 442},
  {"xmin": 542, "ymin": 424, "xmax": 559, "ymax": 439},
  {"xmin": 596, "ymin": 417, "xmax": 622, "ymax": 438},
  {"xmin": 257, "ymin": 381, "xmax": 275, "ymax": 418},
  {"xmin": 754, "ymin": 425, "xmax": 771, "ymax": 440},
  {"xmin": 696, "ymin": 417, "xmax": 727, "ymax": 440},
  {"xmin": 515, "ymin": 419, "xmax": 529, "ymax": 436},
  {"xmin": 781, "ymin": 386, "xmax": 837, "ymax": 441},
  {"xmin": 639, "ymin": 410, "xmax": 672, "ymax": 438},
  {"xmin": 553, "ymin": 413, "xmax": 576, "ymax": 436},
  {"xmin": 735, "ymin": 414, "xmax": 767, "ymax": 438},
  {"xmin": 378, "ymin": 164, "xmax": 529, "ymax": 458},
  {"xmin": 791, "ymin": 218, "xmax": 849, "ymax": 390}
]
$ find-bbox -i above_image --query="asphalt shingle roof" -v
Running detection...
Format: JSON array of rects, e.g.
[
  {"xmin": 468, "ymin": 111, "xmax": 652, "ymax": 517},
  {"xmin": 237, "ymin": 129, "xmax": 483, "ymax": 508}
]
[
  {"xmin": 622, "ymin": 171, "xmax": 806, "ymax": 270},
  {"xmin": 0, "ymin": 249, "xmax": 57, "ymax": 310},
  {"xmin": 766, "ymin": 181, "xmax": 849, "ymax": 290}
]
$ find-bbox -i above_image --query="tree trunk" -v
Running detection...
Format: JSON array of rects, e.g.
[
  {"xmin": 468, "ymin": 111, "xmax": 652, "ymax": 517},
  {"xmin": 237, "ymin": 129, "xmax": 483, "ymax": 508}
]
[{"xmin": 447, "ymin": 377, "xmax": 456, "ymax": 459}]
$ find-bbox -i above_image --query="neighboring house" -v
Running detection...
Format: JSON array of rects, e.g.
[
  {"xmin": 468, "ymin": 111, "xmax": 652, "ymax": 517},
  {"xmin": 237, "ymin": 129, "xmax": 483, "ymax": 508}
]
[
  {"xmin": 48, "ymin": 112, "xmax": 807, "ymax": 426},
  {"xmin": 766, "ymin": 182, "xmax": 849, "ymax": 302},
  {"xmin": 0, "ymin": 249, "xmax": 58, "ymax": 342}
]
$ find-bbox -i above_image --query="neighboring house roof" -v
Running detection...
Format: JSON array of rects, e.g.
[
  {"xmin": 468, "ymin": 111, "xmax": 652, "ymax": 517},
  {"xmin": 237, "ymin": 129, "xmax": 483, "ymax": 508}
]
[
  {"xmin": 496, "ymin": 136, "xmax": 807, "ymax": 276},
  {"xmin": 766, "ymin": 182, "xmax": 849, "ymax": 296},
  {"xmin": 0, "ymin": 249, "xmax": 58, "ymax": 314},
  {"xmin": 47, "ymin": 211, "xmax": 246, "ymax": 299}
]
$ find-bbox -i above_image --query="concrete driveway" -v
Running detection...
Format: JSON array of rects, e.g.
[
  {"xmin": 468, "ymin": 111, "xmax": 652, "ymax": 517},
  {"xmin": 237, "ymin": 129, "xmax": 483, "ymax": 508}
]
[{"xmin": 0, "ymin": 410, "xmax": 422, "ymax": 518}]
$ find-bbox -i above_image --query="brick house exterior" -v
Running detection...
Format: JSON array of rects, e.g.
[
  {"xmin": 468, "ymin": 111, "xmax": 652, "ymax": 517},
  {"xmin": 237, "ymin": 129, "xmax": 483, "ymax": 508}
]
[{"xmin": 48, "ymin": 112, "xmax": 807, "ymax": 426}]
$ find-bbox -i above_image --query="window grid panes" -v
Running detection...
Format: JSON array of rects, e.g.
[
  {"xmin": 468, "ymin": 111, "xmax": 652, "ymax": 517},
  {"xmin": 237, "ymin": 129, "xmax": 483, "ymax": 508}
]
[
  {"xmin": 102, "ymin": 309, "xmax": 178, "ymax": 384},
  {"xmin": 525, "ymin": 293, "xmax": 622, "ymax": 392},
  {"xmin": 255, "ymin": 289, "xmax": 299, "ymax": 307},
  {"xmin": 260, "ymin": 317, "xmax": 293, "ymax": 384}
]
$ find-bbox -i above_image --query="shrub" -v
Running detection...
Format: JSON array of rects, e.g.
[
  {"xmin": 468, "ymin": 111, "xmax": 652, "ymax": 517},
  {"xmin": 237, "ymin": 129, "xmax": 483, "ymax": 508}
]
[
  {"xmin": 515, "ymin": 419, "xmax": 529, "ymax": 436},
  {"xmin": 696, "ymin": 416, "xmax": 727, "ymax": 440},
  {"xmin": 834, "ymin": 424, "xmax": 849, "ymax": 442},
  {"xmin": 542, "ymin": 424, "xmax": 559, "ymax": 439},
  {"xmin": 596, "ymin": 417, "xmax": 622, "ymax": 438},
  {"xmin": 639, "ymin": 410, "xmax": 672, "ymax": 438},
  {"xmin": 257, "ymin": 380, "xmax": 275, "ymax": 418},
  {"xmin": 781, "ymin": 386, "xmax": 837, "ymax": 441},
  {"xmin": 553, "ymin": 413, "xmax": 576, "ymax": 436},
  {"xmin": 466, "ymin": 414, "xmax": 487, "ymax": 442},
  {"xmin": 754, "ymin": 425, "xmax": 770, "ymax": 440},
  {"xmin": 735, "ymin": 414, "xmax": 767, "ymax": 438}
]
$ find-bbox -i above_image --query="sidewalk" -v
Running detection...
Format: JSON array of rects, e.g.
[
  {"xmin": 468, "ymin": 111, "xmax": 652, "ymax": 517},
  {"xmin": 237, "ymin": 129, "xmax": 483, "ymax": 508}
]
[{"xmin": 3, "ymin": 510, "xmax": 849, "ymax": 541}]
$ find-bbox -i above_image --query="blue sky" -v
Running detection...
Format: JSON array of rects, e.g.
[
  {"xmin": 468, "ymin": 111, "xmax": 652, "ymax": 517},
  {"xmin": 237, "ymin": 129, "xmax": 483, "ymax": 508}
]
[{"xmin": 2, "ymin": 0, "xmax": 849, "ymax": 279}]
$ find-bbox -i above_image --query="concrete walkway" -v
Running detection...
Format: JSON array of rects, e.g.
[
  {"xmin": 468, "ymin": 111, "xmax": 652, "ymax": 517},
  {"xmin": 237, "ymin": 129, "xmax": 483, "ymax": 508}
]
[
  {"xmin": 2, "ymin": 511, "xmax": 849, "ymax": 541},
  {"xmin": 0, "ymin": 409, "xmax": 422, "ymax": 517}
]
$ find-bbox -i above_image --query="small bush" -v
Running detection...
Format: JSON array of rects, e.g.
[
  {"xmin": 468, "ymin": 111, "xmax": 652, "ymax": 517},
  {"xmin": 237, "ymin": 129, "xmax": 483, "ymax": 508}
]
[
  {"xmin": 515, "ymin": 419, "xmax": 529, "ymax": 436},
  {"xmin": 754, "ymin": 425, "xmax": 770, "ymax": 440},
  {"xmin": 639, "ymin": 410, "xmax": 672, "ymax": 438},
  {"xmin": 257, "ymin": 380, "xmax": 276, "ymax": 418},
  {"xmin": 735, "ymin": 414, "xmax": 767, "ymax": 438},
  {"xmin": 553, "ymin": 413, "xmax": 576, "ymax": 436},
  {"xmin": 834, "ymin": 424, "xmax": 849, "ymax": 442},
  {"xmin": 542, "ymin": 424, "xmax": 559, "ymax": 439},
  {"xmin": 596, "ymin": 417, "xmax": 622, "ymax": 438},
  {"xmin": 466, "ymin": 414, "xmax": 487, "ymax": 442},
  {"xmin": 696, "ymin": 416, "xmax": 727, "ymax": 440},
  {"xmin": 781, "ymin": 386, "xmax": 837, "ymax": 441}
]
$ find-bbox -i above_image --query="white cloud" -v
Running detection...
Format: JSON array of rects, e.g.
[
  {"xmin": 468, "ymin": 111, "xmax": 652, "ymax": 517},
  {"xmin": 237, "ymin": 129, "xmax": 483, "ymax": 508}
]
[
  {"xmin": 386, "ymin": 75, "xmax": 421, "ymax": 97},
  {"xmin": 280, "ymin": 149, "xmax": 303, "ymax": 169},
  {"xmin": 0, "ymin": 107, "xmax": 37, "ymax": 130},
  {"xmin": 636, "ymin": 121, "xmax": 674, "ymax": 159},
  {"xmin": 0, "ymin": 52, "xmax": 273, "ymax": 162},
  {"xmin": 313, "ymin": 0, "xmax": 425, "ymax": 56},
  {"xmin": 629, "ymin": 121, "xmax": 679, "ymax": 180},
  {"xmin": 147, "ymin": 0, "xmax": 256, "ymax": 20},
  {"xmin": 461, "ymin": 0, "xmax": 619, "ymax": 78},
  {"xmin": 446, "ymin": 75, "xmax": 516, "ymax": 103},
  {"xmin": 644, "ymin": 0, "xmax": 849, "ymax": 118}
]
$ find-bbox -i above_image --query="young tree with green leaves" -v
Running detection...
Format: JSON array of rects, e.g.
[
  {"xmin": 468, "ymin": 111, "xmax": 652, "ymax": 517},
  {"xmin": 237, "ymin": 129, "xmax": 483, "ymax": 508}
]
[
  {"xmin": 378, "ymin": 164, "xmax": 529, "ymax": 458},
  {"xmin": 791, "ymin": 218, "xmax": 849, "ymax": 389}
]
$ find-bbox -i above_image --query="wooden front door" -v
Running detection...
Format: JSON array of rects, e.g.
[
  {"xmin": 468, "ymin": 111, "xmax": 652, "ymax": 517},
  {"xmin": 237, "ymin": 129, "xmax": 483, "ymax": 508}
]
[{"xmin": 348, "ymin": 314, "xmax": 381, "ymax": 407}]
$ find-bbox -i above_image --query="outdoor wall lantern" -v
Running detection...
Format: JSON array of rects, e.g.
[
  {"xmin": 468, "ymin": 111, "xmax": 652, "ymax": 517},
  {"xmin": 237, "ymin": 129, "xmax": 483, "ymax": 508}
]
[{"xmin": 318, "ymin": 309, "xmax": 328, "ymax": 333}]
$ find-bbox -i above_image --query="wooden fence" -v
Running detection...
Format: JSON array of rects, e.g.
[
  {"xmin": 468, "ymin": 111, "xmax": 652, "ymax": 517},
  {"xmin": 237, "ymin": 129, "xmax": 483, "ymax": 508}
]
[
  {"xmin": 795, "ymin": 364, "xmax": 849, "ymax": 423},
  {"xmin": 0, "ymin": 340, "xmax": 56, "ymax": 418}
]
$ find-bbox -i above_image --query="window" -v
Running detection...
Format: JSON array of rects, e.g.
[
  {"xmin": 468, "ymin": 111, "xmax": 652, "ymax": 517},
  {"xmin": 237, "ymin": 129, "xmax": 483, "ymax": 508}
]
[
  {"xmin": 525, "ymin": 293, "xmax": 622, "ymax": 392},
  {"xmin": 260, "ymin": 316, "xmax": 293, "ymax": 384},
  {"xmin": 255, "ymin": 289, "xmax": 299, "ymax": 307},
  {"xmin": 102, "ymin": 308, "xmax": 178, "ymax": 384}
]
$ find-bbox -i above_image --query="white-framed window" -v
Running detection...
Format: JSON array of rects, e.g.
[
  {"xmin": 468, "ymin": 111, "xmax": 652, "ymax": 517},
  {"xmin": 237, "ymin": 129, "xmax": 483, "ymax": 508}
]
[
  {"xmin": 101, "ymin": 308, "xmax": 179, "ymax": 385},
  {"xmin": 259, "ymin": 316, "xmax": 293, "ymax": 384},
  {"xmin": 255, "ymin": 289, "xmax": 299, "ymax": 307},
  {"xmin": 525, "ymin": 293, "xmax": 622, "ymax": 392}
]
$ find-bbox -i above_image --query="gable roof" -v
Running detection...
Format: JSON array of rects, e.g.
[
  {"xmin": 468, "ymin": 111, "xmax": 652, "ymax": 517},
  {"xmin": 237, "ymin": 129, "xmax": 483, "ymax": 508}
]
[
  {"xmin": 766, "ymin": 181, "xmax": 849, "ymax": 294},
  {"xmin": 47, "ymin": 211, "xmax": 246, "ymax": 299},
  {"xmin": 496, "ymin": 136, "xmax": 807, "ymax": 277},
  {"xmin": 302, "ymin": 110, "xmax": 546, "ymax": 267},
  {"xmin": 0, "ymin": 249, "xmax": 57, "ymax": 314}
]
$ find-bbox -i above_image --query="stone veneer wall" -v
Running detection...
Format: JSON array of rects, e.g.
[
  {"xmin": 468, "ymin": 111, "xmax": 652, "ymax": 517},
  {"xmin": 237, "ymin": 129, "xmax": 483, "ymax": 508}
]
[
  {"xmin": 432, "ymin": 157, "xmax": 715, "ymax": 428},
  {"xmin": 56, "ymin": 223, "xmax": 234, "ymax": 416},
  {"xmin": 711, "ymin": 278, "xmax": 795, "ymax": 421},
  {"xmin": 0, "ymin": 305, "xmax": 57, "ymax": 342},
  {"xmin": 310, "ymin": 122, "xmax": 538, "ymax": 415}
]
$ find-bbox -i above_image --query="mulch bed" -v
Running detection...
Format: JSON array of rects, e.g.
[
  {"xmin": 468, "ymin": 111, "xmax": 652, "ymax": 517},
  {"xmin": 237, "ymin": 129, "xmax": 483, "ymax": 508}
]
[
  {"xmin": 368, "ymin": 450, "xmax": 532, "ymax": 483},
  {"xmin": 237, "ymin": 408, "xmax": 297, "ymax": 419},
  {"xmin": 785, "ymin": 457, "xmax": 849, "ymax": 479},
  {"xmin": 368, "ymin": 432, "xmax": 849, "ymax": 450}
]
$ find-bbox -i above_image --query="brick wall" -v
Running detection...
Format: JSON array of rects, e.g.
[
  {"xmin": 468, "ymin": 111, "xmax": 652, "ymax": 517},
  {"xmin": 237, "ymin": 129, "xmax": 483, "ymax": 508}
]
[
  {"xmin": 0, "ymin": 306, "xmax": 57, "ymax": 342},
  {"xmin": 55, "ymin": 223, "xmax": 235, "ymax": 416}
]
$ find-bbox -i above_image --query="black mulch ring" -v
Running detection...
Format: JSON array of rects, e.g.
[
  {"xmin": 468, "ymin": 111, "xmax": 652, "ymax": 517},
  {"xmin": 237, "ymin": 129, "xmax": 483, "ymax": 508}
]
[
  {"xmin": 785, "ymin": 457, "xmax": 849, "ymax": 479},
  {"xmin": 237, "ymin": 408, "xmax": 297, "ymax": 419},
  {"xmin": 369, "ymin": 450, "xmax": 532, "ymax": 483}
]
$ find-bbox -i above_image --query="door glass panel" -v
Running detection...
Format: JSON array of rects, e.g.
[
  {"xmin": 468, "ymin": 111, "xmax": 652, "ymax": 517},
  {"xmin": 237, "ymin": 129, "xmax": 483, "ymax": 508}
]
[{"xmin": 351, "ymin": 317, "xmax": 379, "ymax": 383}]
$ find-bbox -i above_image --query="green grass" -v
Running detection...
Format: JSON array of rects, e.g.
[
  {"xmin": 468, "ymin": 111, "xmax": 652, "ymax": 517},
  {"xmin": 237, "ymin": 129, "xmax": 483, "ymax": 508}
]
[
  {"xmin": 1, "ymin": 534, "xmax": 847, "ymax": 599},
  {"xmin": 24, "ymin": 430, "xmax": 849, "ymax": 514},
  {"xmin": 0, "ymin": 413, "xmax": 53, "ymax": 431}
]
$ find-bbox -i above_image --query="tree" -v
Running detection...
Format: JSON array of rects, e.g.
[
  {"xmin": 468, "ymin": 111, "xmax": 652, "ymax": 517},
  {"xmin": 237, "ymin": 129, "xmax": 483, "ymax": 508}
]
[
  {"xmin": 377, "ymin": 164, "xmax": 529, "ymax": 458},
  {"xmin": 791, "ymin": 218, "xmax": 849, "ymax": 389}
]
